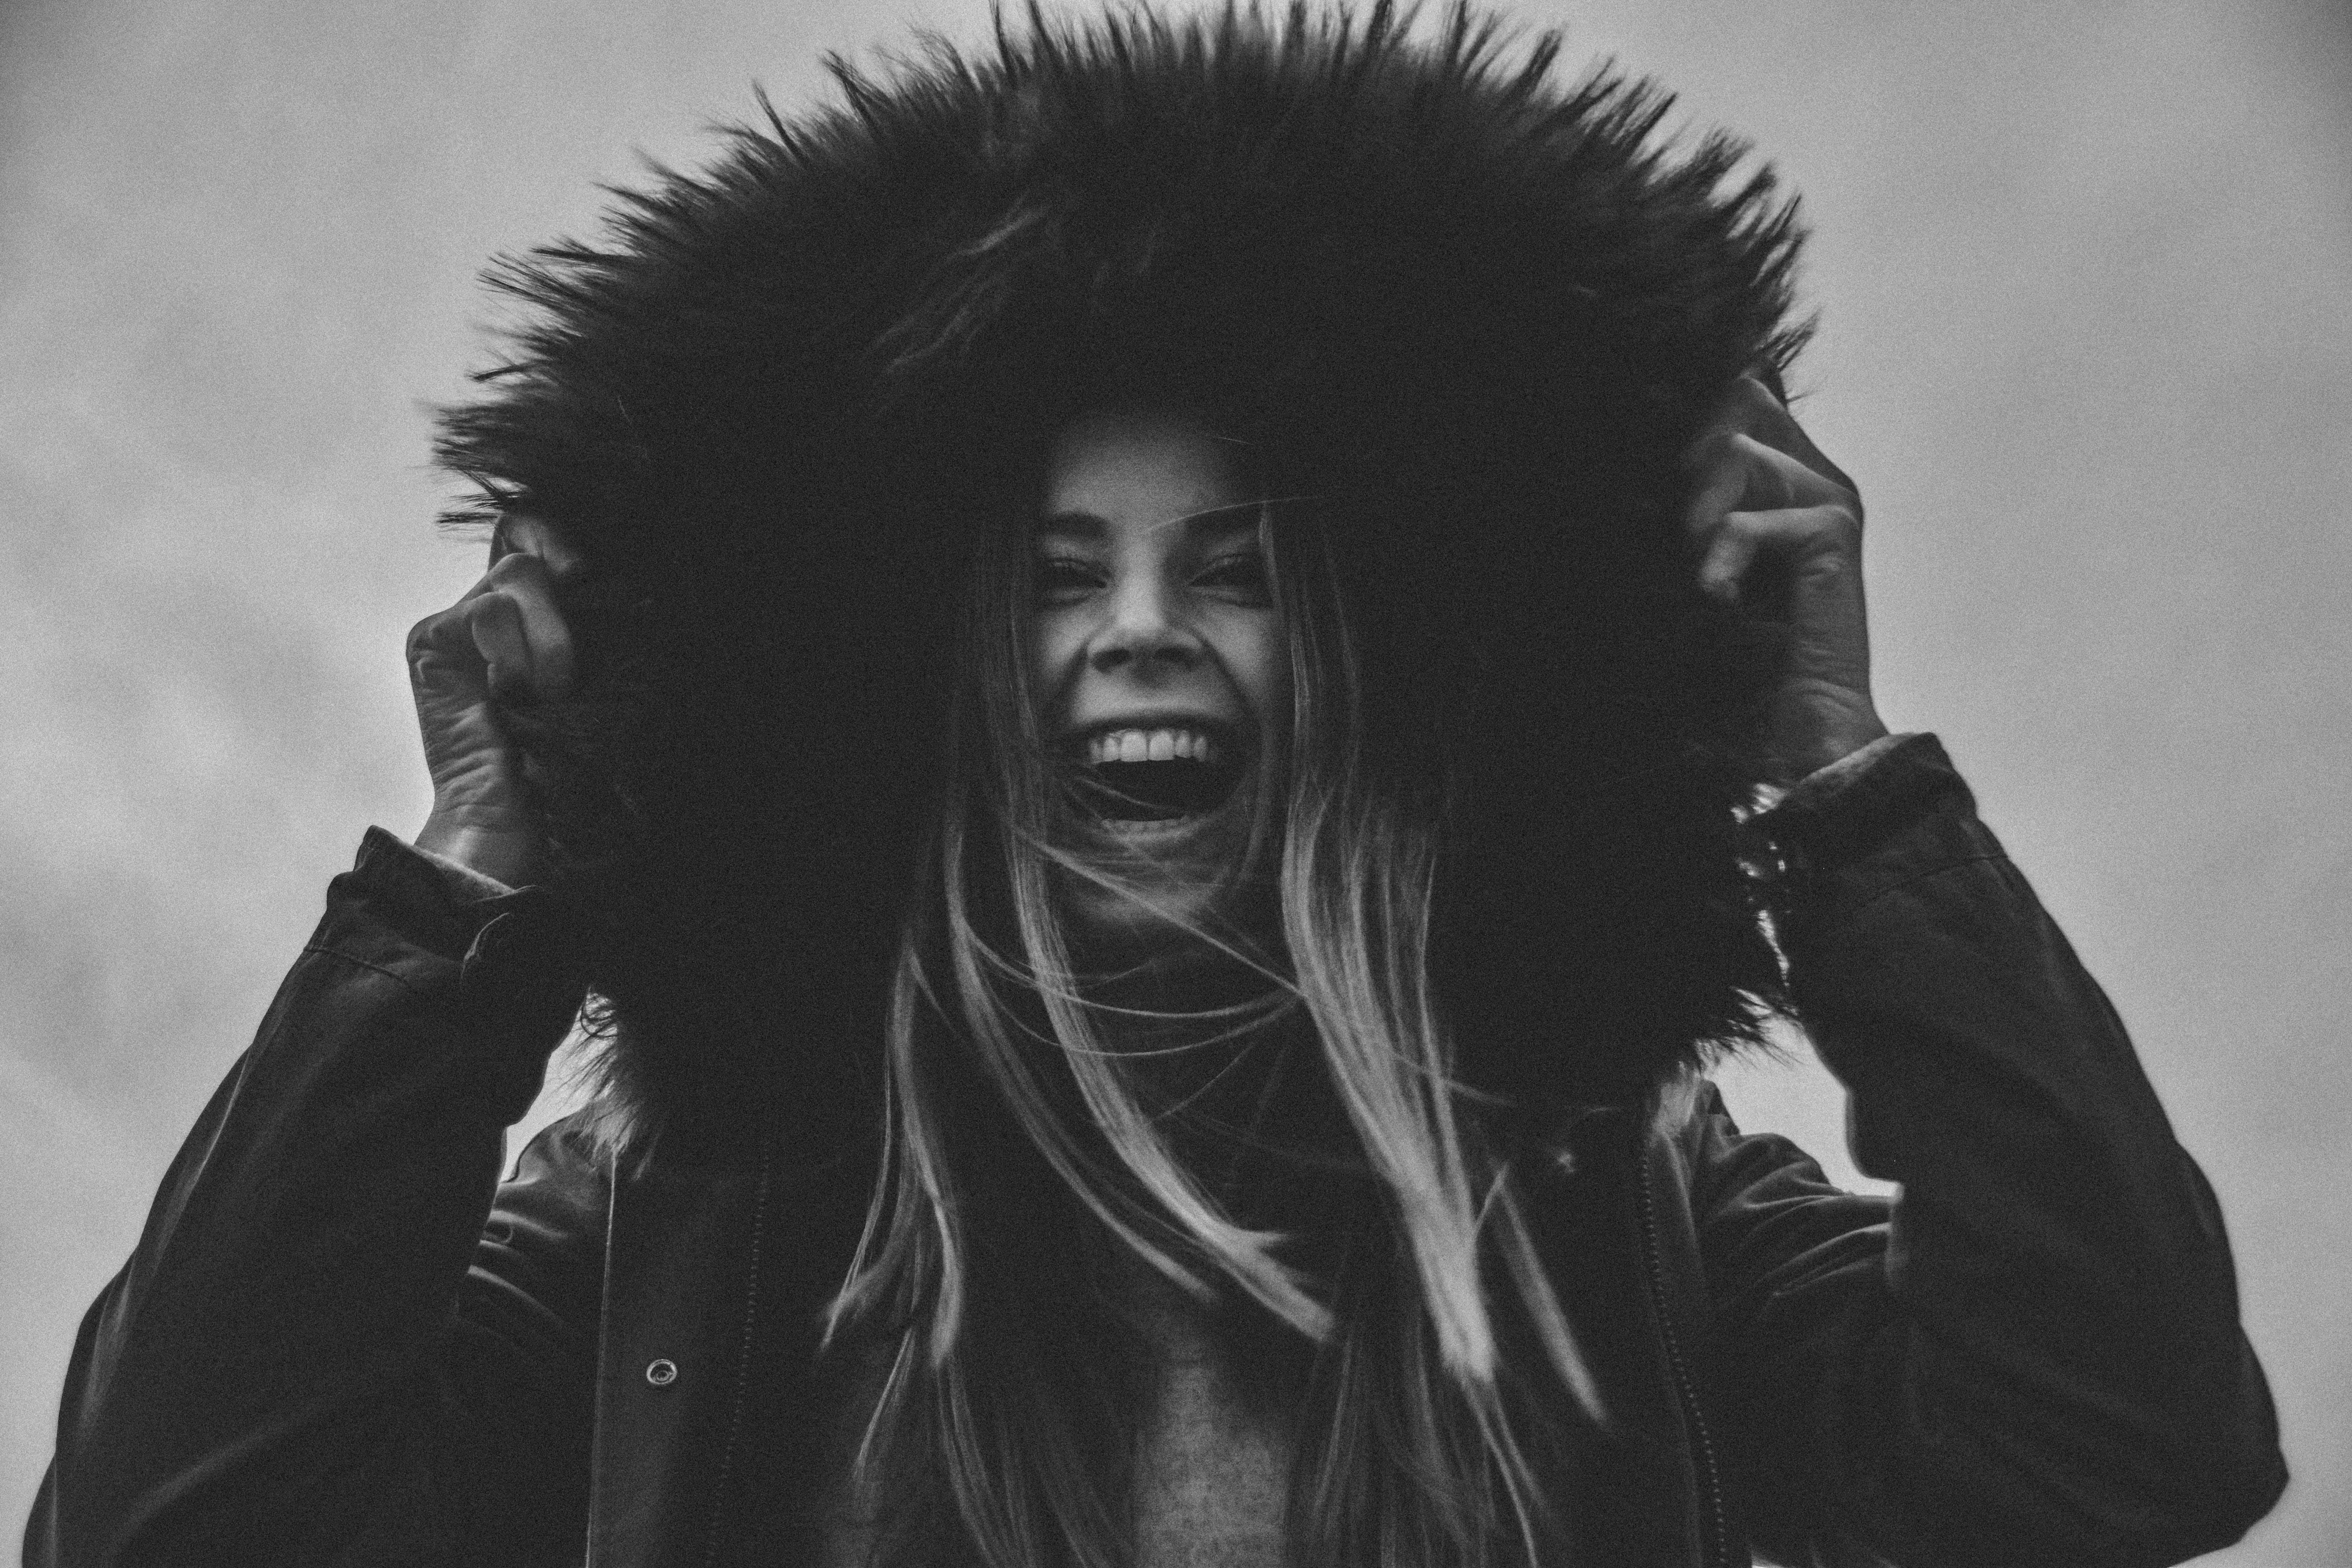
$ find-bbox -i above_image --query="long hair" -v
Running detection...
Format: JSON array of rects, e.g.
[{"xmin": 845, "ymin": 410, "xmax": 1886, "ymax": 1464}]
[{"xmin": 824, "ymin": 481, "xmax": 1608, "ymax": 1568}]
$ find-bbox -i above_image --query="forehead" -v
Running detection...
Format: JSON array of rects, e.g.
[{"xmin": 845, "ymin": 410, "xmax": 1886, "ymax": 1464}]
[
  {"xmin": 1038, "ymin": 411, "xmax": 1257, "ymax": 545},
  {"xmin": 1033, "ymin": 508, "xmax": 1259, "ymax": 548}
]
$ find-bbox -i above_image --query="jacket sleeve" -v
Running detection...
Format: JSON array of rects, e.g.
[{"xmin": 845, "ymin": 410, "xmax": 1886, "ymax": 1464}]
[
  {"xmin": 1695, "ymin": 735, "xmax": 2287, "ymax": 1568},
  {"xmin": 24, "ymin": 829, "xmax": 604, "ymax": 1568}
]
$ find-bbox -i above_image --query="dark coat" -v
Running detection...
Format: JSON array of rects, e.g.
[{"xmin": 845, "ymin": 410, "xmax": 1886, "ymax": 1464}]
[{"xmin": 25, "ymin": 737, "xmax": 2286, "ymax": 1566}]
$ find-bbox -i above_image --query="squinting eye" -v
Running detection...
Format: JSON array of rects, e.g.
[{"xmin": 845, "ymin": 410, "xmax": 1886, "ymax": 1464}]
[
  {"xmin": 1196, "ymin": 552, "xmax": 1270, "ymax": 596},
  {"xmin": 1034, "ymin": 556, "xmax": 1099, "ymax": 601}
]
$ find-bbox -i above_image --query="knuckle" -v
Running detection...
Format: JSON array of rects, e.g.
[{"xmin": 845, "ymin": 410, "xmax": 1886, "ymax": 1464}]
[
  {"xmin": 488, "ymin": 550, "xmax": 554, "ymax": 591},
  {"xmin": 406, "ymin": 610, "xmax": 454, "ymax": 656}
]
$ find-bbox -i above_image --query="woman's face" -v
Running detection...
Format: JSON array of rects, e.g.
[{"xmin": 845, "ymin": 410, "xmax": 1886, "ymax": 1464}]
[{"xmin": 1029, "ymin": 410, "xmax": 1289, "ymax": 940}]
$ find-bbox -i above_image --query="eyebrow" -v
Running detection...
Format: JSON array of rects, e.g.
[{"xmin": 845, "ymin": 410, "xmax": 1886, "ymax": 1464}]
[{"xmin": 1035, "ymin": 505, "xmax": 1262, "ymax": 542}]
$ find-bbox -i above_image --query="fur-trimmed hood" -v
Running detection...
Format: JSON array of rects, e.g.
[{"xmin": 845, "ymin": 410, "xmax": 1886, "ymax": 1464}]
[{"xmin": 435, "ymin": 1, "xmax": 1809, "ymax": 1147}]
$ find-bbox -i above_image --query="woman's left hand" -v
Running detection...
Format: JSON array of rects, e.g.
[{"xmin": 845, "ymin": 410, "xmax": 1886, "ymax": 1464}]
[{"xmin": 1681, "ymin": 374, "xmax": 1889, "ymax": 779}]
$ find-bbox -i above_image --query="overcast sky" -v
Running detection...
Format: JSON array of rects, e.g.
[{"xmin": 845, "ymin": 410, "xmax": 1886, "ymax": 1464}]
[{"xmin": 3, "ymin": 0, "xmax": 2346, "ymax": 1558}]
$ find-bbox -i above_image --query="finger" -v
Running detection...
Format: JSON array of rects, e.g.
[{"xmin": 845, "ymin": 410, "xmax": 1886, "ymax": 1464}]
[
  {"xmin": 486, "ymin": 554, "xmax": 578, "ymax": 697},
  {"xmin": 442, "ymin": 551, "xmax": 578, "ymax": 698},
  {"xmin": 1696, "ymin": 522, "xmax": 1761, "ymax": 605},
  {"xmin": 1733, "ymin": 434, "xmax": 1848, "ymax": 514},
  {"xmin": 405, "ymin": 602, "xmax": 472, "ymax": 681},
  {"xmin": 1681, "ymin": 431, "xmax": 1757, "ymax": 542},
  {"xmin": 1757, "ymin": 408, "xmax": 1855, "ymax": 500},
  {"xmin": 1735, "ymin": 376, "xmax": 1859, "ymax": 499},
  {"xmin": 1683, "ymin": 431, "xmax": 1841, "ymax": 541},
  {"xmin": 1687, "ymin": 376, "xmax": 1859, "ymax": 505},
  {"xmin": 1697, "ymin": 504, "xmax": 1859, "ymax": 606},
  {"xmin": 1681, "ymin": 376, "xmax": 1787, "ymax": 468},
  {"xmin": 491, "ymin": 513, "xmax": 586, "ymax": 580},
  {"xmin": 467, "ymin": 591, "xmax": 536, "ymax": 701},
  {"xmin": 455, "ymin": 535, "xmax": 575, "ymax": 603}
]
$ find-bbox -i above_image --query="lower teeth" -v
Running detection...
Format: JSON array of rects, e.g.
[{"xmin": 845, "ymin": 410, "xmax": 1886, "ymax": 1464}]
[{"xmin": 1076, "ymin": 760, "xmax": 1240, "ymax": 822}]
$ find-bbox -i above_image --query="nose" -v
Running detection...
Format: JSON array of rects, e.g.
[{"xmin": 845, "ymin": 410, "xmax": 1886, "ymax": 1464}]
[{"xmin": 1087, "ymin": 580, "xmax": 1203, "ymax": 675}]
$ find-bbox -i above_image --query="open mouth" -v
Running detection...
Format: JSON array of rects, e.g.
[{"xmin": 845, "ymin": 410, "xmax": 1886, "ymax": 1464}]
[{"xmin": 1065, "ymin": 726, "xmax": 1247, "ymax": 825}]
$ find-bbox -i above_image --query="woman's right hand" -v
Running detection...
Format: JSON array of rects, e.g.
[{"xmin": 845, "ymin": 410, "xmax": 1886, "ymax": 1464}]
[{"xmin": 407, "ymin": 519, "xmax": 581, "ymax": 887}]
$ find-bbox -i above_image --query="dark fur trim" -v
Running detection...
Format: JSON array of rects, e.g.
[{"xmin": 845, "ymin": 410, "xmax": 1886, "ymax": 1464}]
[{"xmin": 435, "ymin": 1, "xmax": 1808, "ymax": 1151}]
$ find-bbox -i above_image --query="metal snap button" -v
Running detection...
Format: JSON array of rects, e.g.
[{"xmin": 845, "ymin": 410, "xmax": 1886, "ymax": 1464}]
[{"xmin": 645, "ymin": 1357, "xmax": 679, "ymax": 1387}]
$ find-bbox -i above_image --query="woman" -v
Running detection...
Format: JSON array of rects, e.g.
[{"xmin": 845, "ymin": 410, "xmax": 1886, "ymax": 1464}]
[{"xmin": 28, "ymin": 6, "xmax": 2283, "ymax": 1566}]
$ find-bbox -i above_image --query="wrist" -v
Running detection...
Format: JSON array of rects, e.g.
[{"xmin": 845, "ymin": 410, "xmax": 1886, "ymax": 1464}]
[
  {"xmin": 414, "ymin": 810, "xmax": 543, "ymax": 888},
  {"xmin": 1786, "ymin": 717, "xmax": 1891, "ymax": 780},
  {"xmin": 1769, "ymin": 684, "xmax": 1889, "ymax": 780},
  {"xmin": 1754, "ymin": 734, "xmax": 1987, "ymax": 911}
]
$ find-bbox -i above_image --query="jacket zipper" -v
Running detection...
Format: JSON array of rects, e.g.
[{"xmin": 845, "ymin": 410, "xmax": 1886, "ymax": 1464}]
[
  {"xmin": 698, "ymin": 1148, "xmax": 777, "ymax": 1568},
  {"xmin": 1635, "ymin": 1150, "xmax": 1730, "ymax": 1568}
]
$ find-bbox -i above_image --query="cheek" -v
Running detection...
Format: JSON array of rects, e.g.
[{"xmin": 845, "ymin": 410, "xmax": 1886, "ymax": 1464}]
[
  {"xmin": 1240, "ymin": 621, "xmax": 1291, "ymax": 731},
  {"xmin": 1028, "ymin": 618, "xmax": 1075, "ymax": 696}
]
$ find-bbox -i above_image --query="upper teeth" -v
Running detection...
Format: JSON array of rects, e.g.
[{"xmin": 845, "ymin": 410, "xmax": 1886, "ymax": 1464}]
[{"xmin": 1087, "ymin": 727, "xmax": 1221, "ymax": 766}]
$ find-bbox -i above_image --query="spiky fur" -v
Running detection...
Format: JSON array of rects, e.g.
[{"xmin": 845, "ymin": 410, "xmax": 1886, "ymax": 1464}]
[{"xmin": 435, "ymin": 1, "xmax": 1808, "ymax": 1156}]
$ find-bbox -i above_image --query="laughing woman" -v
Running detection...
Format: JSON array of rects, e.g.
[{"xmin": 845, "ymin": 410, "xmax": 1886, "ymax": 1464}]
[{"xmin": 27, "ymin": 7, "xmax": 2283, "ymax": 1567}]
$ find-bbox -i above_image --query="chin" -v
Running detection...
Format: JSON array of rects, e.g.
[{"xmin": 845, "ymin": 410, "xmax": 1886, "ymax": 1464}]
[
  {"xmin": 1054, "ymin": 830, "xmax": 1278, "ymax": 965},
  {"xmin": 1044, "ymin": 736, "xmax": 1285, "ymax": 958}
]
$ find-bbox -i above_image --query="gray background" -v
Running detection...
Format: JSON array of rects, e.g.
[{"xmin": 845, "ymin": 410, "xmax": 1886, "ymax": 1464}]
[{"xmin": 3, "ymin": 0, "xmax": 2345, "ymax": 1560}]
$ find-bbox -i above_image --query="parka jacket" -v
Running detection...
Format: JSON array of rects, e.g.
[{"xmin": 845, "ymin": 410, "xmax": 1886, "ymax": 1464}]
[{"xmin": 25, "ymin": 735, "xmax": 2287, "ymax": 1568}]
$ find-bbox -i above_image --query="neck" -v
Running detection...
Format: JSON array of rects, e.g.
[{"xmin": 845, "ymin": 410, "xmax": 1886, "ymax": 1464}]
[{"xmin": 1073, "ymin": 951, "xmax": 1361, "ymax": 1255}]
